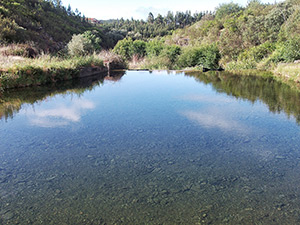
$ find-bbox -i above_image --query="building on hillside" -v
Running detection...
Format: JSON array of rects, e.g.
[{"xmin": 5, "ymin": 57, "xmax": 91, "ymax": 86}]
[{"xmin": 87, "ymin": 18, "xmax": 101, "ymax": 25}]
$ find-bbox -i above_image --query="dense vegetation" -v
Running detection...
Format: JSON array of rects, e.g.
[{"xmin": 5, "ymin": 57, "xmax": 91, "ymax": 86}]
[
  {"xmin": 186, "ymin": 71, "xmax": 300, "ymax": 123},
  {"xmin": 0, "ymin": 0, "xmax": 300, "ymax": 90},
  {"xmin": 101, "ymin": 11, "xmax": 210, "ymax": 40},
  {"xmin": 110, "ymin": 0, "xmax": 300, "ymax": 74},
  {"xmin": 166, "ymin": 0, "xmax": 300, "ymax": 69},
  {"xmin": 0, "ymin": 0, "xmax": 118, "ymax": 51}
]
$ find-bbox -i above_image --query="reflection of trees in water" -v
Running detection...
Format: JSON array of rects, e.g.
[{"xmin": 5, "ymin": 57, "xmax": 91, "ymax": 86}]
[
  {"xmin": 2, "ymin": 70, "xmax": 299, "ymax": 124},
  {"xmin": 185, "ymin": 71, "xmax": 300, "ymax": 124},
  {"xmin": 0, "ymin": 71, "xmax": 126, "ymax": 121}
]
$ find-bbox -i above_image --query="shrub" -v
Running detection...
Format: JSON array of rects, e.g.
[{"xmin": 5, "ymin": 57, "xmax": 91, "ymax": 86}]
[
  {"xmin": 67, "ymin": 33, "xmax": 93, "ymax": 56},
  {"xmin": 132, "ymin": 40, "xmax": 147, "ymax": 58},
  {"xmin": 281, "ymin": 37, "xmax": 300, "ymax": 62},
  {"xmin": 145, "ymin": 39, "xmax": 165, "ymax": 57},
  {"xmin": 215, "ymin": 2, "xmax": 244, "ymax": 19},
  {"xmin": 0, "ymin": 15, "xmax": 18, "ymax": 43},
  {"xmin": 262, "ymin": 37, "xmax": 300, "ymax": 65},
  {"xmin": 238, "ymin": 41, "xmax": 276, "ymax": 62},
  {"xmin": 113, "ymin": 37, "xmax": 134, "ymax": 59},
  {"xmin": 140, "ymin": 56, "xmax": 171, "ymax": 70},
  {"xmin": 225, "ymin": 59, "xmax": 257, "ymax": 70},
  {"xmin": 161, "ymin": 45, "xmax": 181, "ymax": 64},
  {"xmin": 82, "ymin": 30, "xmax": 102, "ymax": 52},
  {"xmin": 178, "ymin": 44, "xmax": 221, "ymax": 69},
  {"xmin": 278, "ymin": 7, "xmax": 300, "ymax": 40},
  {"xmin": 113, "ymin": 38, "xmax": 148, "ymax": 60}
]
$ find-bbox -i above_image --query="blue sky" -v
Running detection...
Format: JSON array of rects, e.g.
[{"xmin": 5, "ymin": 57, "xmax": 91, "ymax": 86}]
[{"xmin": 62, "ymin": 0, "xmax": 276, "ymax": 20}]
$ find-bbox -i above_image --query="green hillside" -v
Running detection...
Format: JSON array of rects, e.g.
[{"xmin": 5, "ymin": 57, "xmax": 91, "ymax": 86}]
[
  {"xmin": 110, "ymin": 0, "xmax": 300, "ymax": 81},
  {"xmin": 165, "ymin": 0, "xmax": 300, "ymax": 67},
  {"xmin": 0, "ymin": 0, "xmax": 114, "ymax": 51}
]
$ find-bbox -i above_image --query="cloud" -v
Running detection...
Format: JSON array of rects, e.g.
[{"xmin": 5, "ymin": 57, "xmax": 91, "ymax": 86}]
[
  {"xmin": 181, "ymin": 94, "xmax": 234, "ymax": 104},
  {"xmin": 181, "ymin": 109, "xmax": 248, "ymax": 133},
  {"xmin": 134, "ymin": 7, "xmax": 169, "ymax": 19},
  {"xmin": 27, "ymin": 99, "xmax": 95, "ymax": 128}
]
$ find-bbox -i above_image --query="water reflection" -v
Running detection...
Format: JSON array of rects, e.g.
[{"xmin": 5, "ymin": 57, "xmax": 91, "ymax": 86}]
[
  {"xmin": 185, "ymin": 71, "xmax": 300, "ymax": 124},
  {"xmin": 1, "ymin": 70, "xmax": 300, "ymax": 224},
  {"xmin": 26, "ymin": 99, "xmax": 95, "ymax": 127},
  {"xmin": 0, "ymin": 71, "xmax": 125, "ymax": 121},
  {"xmin": 181, "ymin": 109, "xmax": 247, "ymax": 132}
]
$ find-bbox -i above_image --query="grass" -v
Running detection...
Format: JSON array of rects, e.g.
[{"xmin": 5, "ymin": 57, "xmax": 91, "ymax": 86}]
[
  {"xmin": 0, "ymin": 54, "xmax": 105, "ymax": 90},
  {"xmin": 273, "ymin": 62, "xmax": 300, "ymax": 83},
  {"xmin": 0, "ymin": 48, "xmax": 128, "ymax": 91}
]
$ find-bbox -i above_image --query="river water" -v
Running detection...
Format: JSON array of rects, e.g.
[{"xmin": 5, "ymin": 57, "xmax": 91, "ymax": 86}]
[{"xmin": 0, "ymin": 70, "xmax": 300, "ymax": 224}]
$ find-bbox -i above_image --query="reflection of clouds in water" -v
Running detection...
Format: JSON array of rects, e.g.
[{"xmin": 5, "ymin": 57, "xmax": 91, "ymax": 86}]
[
  {"xmin": 181, "ymin": 94, "xmax": 234, "ymax": 104},
  {"xmin": 180, "ymin": 94, "xmax": 250, "ymax": 133},
  {"xmin": 28, "ymin": 99, "xmax": 95, "ymax": 128},
  {"xmin": 181, "ymin": 110, "xmax": 248, "ymax": 133}
]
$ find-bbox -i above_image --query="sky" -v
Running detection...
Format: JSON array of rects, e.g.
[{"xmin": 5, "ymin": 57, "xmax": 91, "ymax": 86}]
[{"xmin": 62, "ymin": 0, "xmax": 276, "ymax": 20}]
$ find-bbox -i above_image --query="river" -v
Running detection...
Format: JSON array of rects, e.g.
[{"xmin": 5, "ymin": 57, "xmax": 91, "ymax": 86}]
[{"xmin": 0, "ymin": 70, "xmax": 300, "ymax": 224}]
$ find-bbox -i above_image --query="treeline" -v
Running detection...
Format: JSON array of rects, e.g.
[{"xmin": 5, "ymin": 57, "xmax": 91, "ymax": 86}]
[
  {"xmin": 186, "ymin": 71, "xmax": 300, "ymax": 123},
  {"xmin": 1, "ymin": 0, "xmax": 300, "ymax": 78},
  {"xmin": 111, "ymin": 0, "xmax": 300, "ymax": 72},
  {"xmin": 165, "ymin": 0, "xmax": 300, "ymax": 69},
  {"xmin": 113, "ymin": 37, "xmax": 221, "ymax": 69},
  {"xmin": 0, "ymin": 0, "xmax": 119, "ymax": 51},
  {"xmin": 101, "ymin": 11, "xmax": 211, "ymax": 40}
]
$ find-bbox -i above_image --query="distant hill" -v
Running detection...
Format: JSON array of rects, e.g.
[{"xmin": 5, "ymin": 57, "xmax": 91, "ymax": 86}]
[
  {"xmin": 165, "ymin": 0, "xmax": 300, "ymax": 63},
  {"xmin": 0, "ymin": 0, "xmax": 113, "ymax": 51}
]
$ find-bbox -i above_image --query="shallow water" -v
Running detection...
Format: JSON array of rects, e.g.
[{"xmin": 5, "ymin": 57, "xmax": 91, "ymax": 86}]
[{"xmin": 1, "ymin": 71, "xmax": 300, "ymax": 224}]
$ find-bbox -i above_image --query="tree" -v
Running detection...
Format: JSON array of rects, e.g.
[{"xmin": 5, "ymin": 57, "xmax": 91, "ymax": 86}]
[
  {"xmin": 113, "ymin": 37, "xmax": 134, "ymax": 59},
  {"xmin": 155, "ymin": 14, "xmax": 164, "ymax": 25},
  {"xmin": 147, "ymin": 12, "xmax": 154, "ymax": 24},
  {"xmin": 215, "ymin": 2, "xmax": 244, "ymax": 19},
  {"xmin": 67, "ymin": 34, "xmax": 93, "ymax": 56}
]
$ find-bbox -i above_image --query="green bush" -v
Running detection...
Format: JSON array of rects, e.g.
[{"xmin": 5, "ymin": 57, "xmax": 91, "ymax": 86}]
[
  {"xmin": 215, "ymin": 2, "xmax": 244, "ymax": 19},
  {"xmin": 67, "ymin": 34, "xmax": 93, "ymax": 56},
  {"xmin": 132, "ymin": 40, "xmax": 147, "ymax": 58},
  {"xmin": 140, "ymin": 56, "xmax": 171, "ymax": 70},
  {"xmin": 238, "ymin": 41, "xmax": 276, "ymax": 62},
  {"xmin": 178, "ymin": 44, "xmax": 221, "ymax": 69},
  {"xmin": 145, "ymin": 39, "xmax": 165, "ymax": 57},
  {"xmin": 263, "ymin": 37, "xmax": 300, "ymax": 64},
  {"xmin": 67, "ymin": 30, "xmax": 103, "ymax": 56},
  {"xmin": 281, "ymin": 37, "xmax": 300, "ymax": 62},
  {"xmin": 113, "ymin": 38, "xmax": 147, "ymax": 59},
  {"xmin": 113, "ymin": 37, "xmax": 134, "ymax": 59},
  {"xmin": 278, "ymin": 7, "xmax": 300, "ymax": 40},
  {"xmin": 161, "ymin": 45, "xmax": 181, "ymax": 64},
  {"xmin": 0, "ymin": 15, "xmax": 18, "ymax": 43},
  {"xmin": 82, "ymin": 30, "xmax": 102, "ymax": 52},
  {"xmin": 226, "ymin": 59, "xmax": 257, "ymax": 70}
]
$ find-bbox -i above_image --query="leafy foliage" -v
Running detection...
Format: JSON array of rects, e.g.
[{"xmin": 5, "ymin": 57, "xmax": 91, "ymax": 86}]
[
  {"xmin": 67, "ymin": 34, "xmax": 93, "ymax": 56},
  {"xmin": 178, "ymin": 44, "xmax": 221, "ymax": 69},
  {"xmin": 0, "ymin": 0, "xmax": 113, "ymax": 51},
  {"xmin": 101, "ymin": 10, "xmax": 211, "ymax": 40},
  {"xmin": 215, "ymin": 2, "xmax": 244, "ymax": 19},
  {"xmin": 113, "ymin": 38, "xmax": 135, "ymax": 59}
]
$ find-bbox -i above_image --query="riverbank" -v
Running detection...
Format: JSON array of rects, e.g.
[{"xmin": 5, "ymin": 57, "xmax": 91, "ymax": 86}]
[
  {"xmin": 0, "ymin": 52, "xmax": 126, "ymax": 91},
  {"xmin": 1, "ymin": 54, "xmax": 299, "ymax": 93},
  {"xmin": 0, "ymin": 55, "xmax": 103, "ymax": 90},
  {"xmin": 222, "ymin": 63, "xmax": 300, "ymax": 90},
  {"xmin": 129, "ymin": 60, "xmax": 300, "ymax": 91}
]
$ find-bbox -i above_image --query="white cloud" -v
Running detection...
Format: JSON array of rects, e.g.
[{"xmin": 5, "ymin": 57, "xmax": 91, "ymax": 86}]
[
  {"xmin": 181, "ymin": 94, "xmax": 234, "ymax": 104},
  {"xmin": 134, "ymin": 7, "xmax": 169, "ymax": 19},
  {"xmin": 181, "ymin": 109, "xmax": 248, "ymax": 133},
  {"xmin": 27, "ymin": 99, "xmax": 95, "ymax": 128}
]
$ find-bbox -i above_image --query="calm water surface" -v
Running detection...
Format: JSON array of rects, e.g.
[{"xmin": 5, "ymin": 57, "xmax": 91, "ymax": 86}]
[{"xmin": 0, "ymin": 71, "xmax": 300, "ymax": 224}]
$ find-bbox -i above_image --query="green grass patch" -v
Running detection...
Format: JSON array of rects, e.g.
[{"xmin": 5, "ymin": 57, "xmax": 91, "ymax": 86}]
[{"xmin": 0, "ymin": 54, "xmax": 104, "ymax": 89}]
